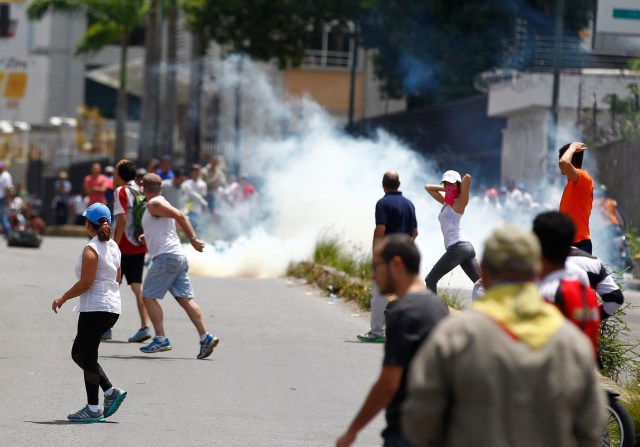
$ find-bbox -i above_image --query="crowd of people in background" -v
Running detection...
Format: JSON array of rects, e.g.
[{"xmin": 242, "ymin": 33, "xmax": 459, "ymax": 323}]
[{"xmin": 18, "ymin": 152, "xmax": 259, "ymax": 243}]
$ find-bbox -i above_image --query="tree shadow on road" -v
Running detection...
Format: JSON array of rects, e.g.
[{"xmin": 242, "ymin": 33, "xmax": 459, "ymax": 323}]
[{"xmin": 26, "ymin": 420, "xmax": 118, "ymax": 425}]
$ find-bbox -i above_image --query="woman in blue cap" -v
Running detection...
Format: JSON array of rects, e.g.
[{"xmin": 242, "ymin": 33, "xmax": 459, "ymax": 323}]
[
  {"xmin": 51, "ymin": 203, "xmax": 127, "ymax": 422},
  {"xmin": 424, "ymin": 170, "xmax": 481, "ymax": 294}
]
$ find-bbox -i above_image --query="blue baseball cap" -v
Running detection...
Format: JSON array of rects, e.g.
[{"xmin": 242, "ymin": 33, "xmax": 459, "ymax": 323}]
[{"xmin": 83, "ymin": 203, "xmax": 111, "ymax": 225}]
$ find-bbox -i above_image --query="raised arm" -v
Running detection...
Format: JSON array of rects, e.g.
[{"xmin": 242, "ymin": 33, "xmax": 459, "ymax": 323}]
[
  {"xmin": 425, "ymin": 184, "xmax": 445, "ymax": 204},
  {"xmin": 452, "ymin": 174, "xmax": 472, "ymax": 213},
  {"xmin": 559, "ymin": 141, "xmax": 586, "ymax": 182}
]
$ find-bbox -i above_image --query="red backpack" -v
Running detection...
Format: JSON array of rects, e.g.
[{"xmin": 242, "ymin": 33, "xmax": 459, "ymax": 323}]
[{"xmin": 553, "ymin": 279, "xmax": 601, "ymax": 353}]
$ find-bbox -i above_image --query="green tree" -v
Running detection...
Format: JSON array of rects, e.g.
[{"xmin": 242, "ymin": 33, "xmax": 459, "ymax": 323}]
[
  {"xmin": 359, "ymin": 0, "xmax": 595, "ymax": 108},
  {"xmin": 181, "ymin": 0, "xmax": 361, "ymax": 164},
  {"xmin": 28, "ymin": 0, "xmax": 147, "ymax": 162},
  {"xmin": 138, "ymin": 0, "xmax": 161, "ymax": 163},
  {"xmin": 158, "ymin": 0, "xmax": 179, "ymax": 159}
]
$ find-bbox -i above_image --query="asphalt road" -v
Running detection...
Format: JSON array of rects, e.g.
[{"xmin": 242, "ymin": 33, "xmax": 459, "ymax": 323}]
[{"xmin": 0, "ymin": 237, "xmax": 385, "ymax": 446}]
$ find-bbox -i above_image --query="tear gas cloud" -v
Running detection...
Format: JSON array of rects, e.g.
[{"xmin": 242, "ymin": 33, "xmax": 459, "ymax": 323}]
[{"xmin": 188, "ymin": 57, "xmax": 623, "ymax": 292}]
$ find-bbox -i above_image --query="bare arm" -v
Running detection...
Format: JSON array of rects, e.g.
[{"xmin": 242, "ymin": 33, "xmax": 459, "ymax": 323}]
[
  {"xmin": 425, "ymin": 184, "xmax": 445, "ymax": 204},
  {"xmin": 147, "ymin": 199, "xmax": 205, "ymax": 252},
  {"xmin": 452, "ymin": 174, "xmax": 472, "ymax": 214},
  {"xmin": 336, "ymin": 366, "xmax": 403, "ymax": 447},
  {"xmin": 559, "ymin": 141, "xmax": 586, "ymax": 182},
  {"xmin": 114, "ymin": 214, "xmax": 126, "ymax": 245},
  {"xmin": 51, "ymin": 246, "xmax": 98, "ymax": 312},
  {"xmin": 373, "ymin": 224, "xmax": 386, "ymax": 250}
]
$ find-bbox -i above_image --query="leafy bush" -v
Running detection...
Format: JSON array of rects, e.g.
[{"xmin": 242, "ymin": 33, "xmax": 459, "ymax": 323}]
[
  {"xmin": 626, "ymin": 228, "xmax": 640, "ymax": 258},
  {"xmin": 438, "ymin": 290, "xmax": 467, "ymax": 310},
  {"xmin": 599, "ymin": 303, "xmax": 640, "ymax": 383},
  {"xmin": 313, "ymin": 237, "xmax": 371, "ymax": 281}
]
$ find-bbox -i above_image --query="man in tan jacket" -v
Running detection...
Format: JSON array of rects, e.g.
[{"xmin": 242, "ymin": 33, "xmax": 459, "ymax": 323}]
[{"xmin": 402, "ymin": 224, "xmax": 605, "ymax": 447}]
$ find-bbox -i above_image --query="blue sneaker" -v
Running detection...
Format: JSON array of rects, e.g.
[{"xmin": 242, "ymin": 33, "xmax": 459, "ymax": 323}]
[
  {"xmin": 128, "ymin": 327, "xmax": 152, "ymax": 343},
  {"xmin": 101, "ymin": 330, "xmax": 112, "ymax": 340},
  {"xmin": 103, "ymin": 387, "xmax": 127, "ymax": 418},
  {"xmin": 140, "ymin": 336, "xmax": 172, "ymax": 354},
  {"xmin": 67, "ymin": 405, "xmax": 105, "ymax": 423},
  {"xmin": 197, "ymin": 333, "xmax": 219, "ymax": 359}
]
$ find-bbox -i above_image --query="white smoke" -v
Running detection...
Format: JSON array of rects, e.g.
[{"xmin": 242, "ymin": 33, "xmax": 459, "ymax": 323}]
[
  {"xmin": 188, "ymin": 56, "xmax": 628, "ymax": 292},
  {"xmin": 186, "ymin": 56, "xmax": 502, "ymax": 291}
]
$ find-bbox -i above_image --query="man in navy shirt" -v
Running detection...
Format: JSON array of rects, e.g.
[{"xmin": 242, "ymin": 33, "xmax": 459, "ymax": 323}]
[{"xmin": 358, "ymin": 171, "xmax": 418, "ymax": 343}]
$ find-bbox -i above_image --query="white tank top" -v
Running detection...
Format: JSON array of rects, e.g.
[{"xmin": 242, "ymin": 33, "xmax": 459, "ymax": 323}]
[
  {"xmin": 73, "ymin": 237, "xmax": 121, "ymax": 314},
  {"xmin": 438, "ymin": 205, "xmax": 466, "ymax": 248},
  {"xmin": 141, "ymin": 195, "xmax": 184, "ymax": 259}
]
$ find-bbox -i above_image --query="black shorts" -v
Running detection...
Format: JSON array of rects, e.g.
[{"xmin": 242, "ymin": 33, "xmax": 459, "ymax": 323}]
[{"xmin": 121, "ymin": 253, "xmax": 145, "ymax": 285}]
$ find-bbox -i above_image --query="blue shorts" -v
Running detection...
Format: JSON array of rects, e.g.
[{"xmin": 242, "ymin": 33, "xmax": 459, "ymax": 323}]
[{"xmin": 142, "ymin": 253, "xmax": 194, "ymax": 300}]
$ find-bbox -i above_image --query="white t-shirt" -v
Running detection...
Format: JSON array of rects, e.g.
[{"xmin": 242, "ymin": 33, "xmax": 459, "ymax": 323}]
[
  {"xmin": 537, "ymin": 268, "xmax": 589, "ymax": 305},
  {"xmin": 141, "ymin": 195, "xmax": 183, "ymax": 259},
  {"xmin": 73, "ymin": 236, "xmax": 121, "ymax": 314},
  {"xmin": 438, "ymin": 205, "xmax": 466, "ymax": 249},
  {"xmin": 0, "ymin": 171, "xmax": 13, "ymax": 200},
  {"xmin": 181, "ymin": 178, "xmax": 208, "ymax": 214}
]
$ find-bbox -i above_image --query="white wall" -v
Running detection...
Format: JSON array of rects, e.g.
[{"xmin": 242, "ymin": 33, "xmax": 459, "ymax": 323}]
[{"xmin": 488, "ymin": 70, "xmax": 640, "ymax": 185}]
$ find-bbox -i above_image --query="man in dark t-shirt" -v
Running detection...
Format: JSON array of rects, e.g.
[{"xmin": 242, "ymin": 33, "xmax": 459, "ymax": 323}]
[
  {"xmin": 358, "ymin": 171, "xmax": 418, "ymax": 343},
  {"xmin": 337, "ymin": 234, "xmax": 449, "ymax": 447}
]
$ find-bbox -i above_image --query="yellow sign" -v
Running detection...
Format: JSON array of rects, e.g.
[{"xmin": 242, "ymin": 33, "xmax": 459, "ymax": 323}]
[{"xmin": 3, "ymin": 71, "xmax": 27, "ymax": 98}]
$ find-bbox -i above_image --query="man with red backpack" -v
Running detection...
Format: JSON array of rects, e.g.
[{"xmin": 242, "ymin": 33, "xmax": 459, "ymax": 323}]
[{"xmin": 533, "ymin": 211, "xmax": 600, "ymax": 352}]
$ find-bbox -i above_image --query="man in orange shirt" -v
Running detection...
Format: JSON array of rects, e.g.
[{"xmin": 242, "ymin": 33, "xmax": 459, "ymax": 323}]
[{"xmin": 558, "ymin": 141, "xmax": 594, "ymax": 253}]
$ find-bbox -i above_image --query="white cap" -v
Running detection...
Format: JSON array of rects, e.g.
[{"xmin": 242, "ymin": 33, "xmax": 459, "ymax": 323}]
[{"xmin": 441, "ymin": 170, "xmax": 462, "ymax": 184}]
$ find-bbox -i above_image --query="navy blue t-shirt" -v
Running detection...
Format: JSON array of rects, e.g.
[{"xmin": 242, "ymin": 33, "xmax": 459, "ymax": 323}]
[{"xmin": 375, "ymin": 191, "xmax": 417, "ymax": 236}]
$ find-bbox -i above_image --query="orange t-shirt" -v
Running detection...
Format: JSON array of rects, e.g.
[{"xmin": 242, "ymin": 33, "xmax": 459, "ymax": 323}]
[{"xmin": 559, "ymin": 169, "xmax": 594, "ymax": 243}]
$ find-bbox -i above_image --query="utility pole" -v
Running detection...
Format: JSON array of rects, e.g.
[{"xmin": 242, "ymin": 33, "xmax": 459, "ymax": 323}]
[
  {"xmin": 549, "ymin": 0, "xmax": 564, "ymax": 153},
  {"xmin": 232, "ymin": 55, "xmax": 244, "ymax": 176},
  {"xmin": 346, "ymin": 24, "xmax": 359, "ymax": 134}
]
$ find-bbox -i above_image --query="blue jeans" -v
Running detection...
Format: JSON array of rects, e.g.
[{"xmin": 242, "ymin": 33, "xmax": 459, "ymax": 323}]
[
  {"xmin": 426, "ymin": 240, "xmax": 481, "ymax": 294},
  {"xmin": 0, "ymin": 197, "xmax": 10, "ymax": 237}
]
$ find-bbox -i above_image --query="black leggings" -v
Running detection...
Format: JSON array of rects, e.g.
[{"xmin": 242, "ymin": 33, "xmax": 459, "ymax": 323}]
[{"xmin": 71, "ymin": 312, "xmax": 119, "ymax": 405}]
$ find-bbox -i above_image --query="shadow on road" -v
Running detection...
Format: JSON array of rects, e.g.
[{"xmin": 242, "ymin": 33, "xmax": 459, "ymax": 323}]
[
  {"xmin": 26, "ymin": 420, "xmax": 118, "ymax": 425},
  {"xmin": 101, "ymin": 354, "xmax": 201, "ymax": 361}
]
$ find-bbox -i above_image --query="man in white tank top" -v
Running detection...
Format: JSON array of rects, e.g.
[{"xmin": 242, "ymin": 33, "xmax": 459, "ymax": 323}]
[{"xmin": 137, "ymin": 173, "xmax": 219, "ymax": 360}]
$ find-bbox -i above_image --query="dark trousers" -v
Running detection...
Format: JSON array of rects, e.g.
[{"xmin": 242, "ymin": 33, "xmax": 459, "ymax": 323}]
[
  {"xmin": 574, "ymin": 238, "xmax": 592, "ymax": 254},
  {"xmin": 71, "ymin": 312, "xmax": 119, "ymax": 405},
  {"xmin": 55, "ymin": 201, "xmax": 68, "ymax": 225},
  {"xmin": 426, "ymin": 241, "xmax": 481, "ymax": 294}
]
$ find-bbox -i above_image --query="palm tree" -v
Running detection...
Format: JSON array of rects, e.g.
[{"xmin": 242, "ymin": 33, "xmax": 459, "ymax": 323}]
[
  {"xmin": 138, "ymin": 0, "xmax": 160, "ymax": 163},
  {"xmin": 28, "ymin": 0, "xmax": 147, "ymax": 163},
  {"xmin": 158, "ymin": 0, "xmax": 178, "ymax": 159}
]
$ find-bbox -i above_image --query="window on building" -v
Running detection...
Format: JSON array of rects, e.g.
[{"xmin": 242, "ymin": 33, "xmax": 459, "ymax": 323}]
[{"xmin": 303, "ymin": 24, "xmax": 354, "ymax": 69}]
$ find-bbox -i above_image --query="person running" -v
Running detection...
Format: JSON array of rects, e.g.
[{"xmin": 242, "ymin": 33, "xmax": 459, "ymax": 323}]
[
  {"xmin": 112, "ymin": 159, "xmax": 151, "ymax": 343},
  {"xmin": 424, "ymin": 170, "xmax": 481, "ymax": 294},
  {"xmin": 51, "ymin": 203, "xmax": 127, "ymax": 422},
  {"xmin": 138, "ymin": 173, "xmax": 219, "ymax": 359},
  {"xmin": 559, "ymin": 141, "xmax": 594, "ymax": 254}
]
